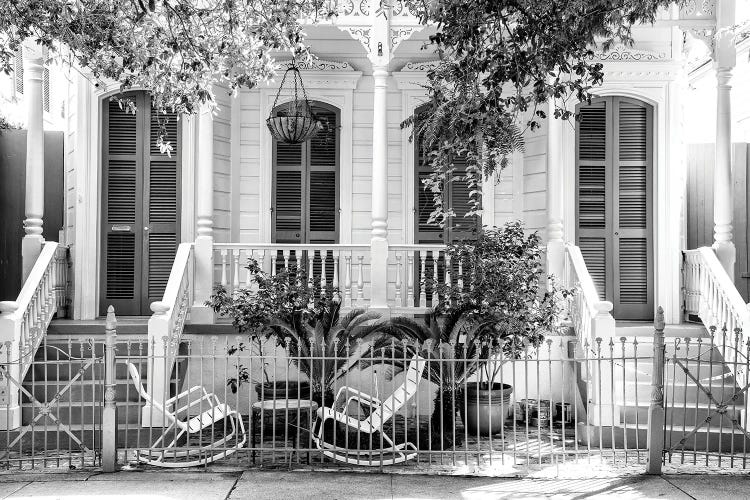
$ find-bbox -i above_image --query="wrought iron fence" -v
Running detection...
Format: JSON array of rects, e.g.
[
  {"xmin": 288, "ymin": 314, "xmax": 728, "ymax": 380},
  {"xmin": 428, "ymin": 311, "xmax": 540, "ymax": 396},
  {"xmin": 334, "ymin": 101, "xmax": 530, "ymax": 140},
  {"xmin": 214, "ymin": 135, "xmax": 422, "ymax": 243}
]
[{"xmin": 3, "ymin": 308, "xmax": 750, "ymax": 475}]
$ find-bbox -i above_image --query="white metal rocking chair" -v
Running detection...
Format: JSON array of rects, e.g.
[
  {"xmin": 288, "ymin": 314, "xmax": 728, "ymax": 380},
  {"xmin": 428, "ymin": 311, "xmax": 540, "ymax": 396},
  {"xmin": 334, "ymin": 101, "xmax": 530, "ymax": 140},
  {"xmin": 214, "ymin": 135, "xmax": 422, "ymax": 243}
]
[
  {"xmin": 312, "ymin": 355, "xmax": 426, "ymax": 466},
  {"xmin": 127, "ymin": 363, "xmax": 247, "ymax": 467}
]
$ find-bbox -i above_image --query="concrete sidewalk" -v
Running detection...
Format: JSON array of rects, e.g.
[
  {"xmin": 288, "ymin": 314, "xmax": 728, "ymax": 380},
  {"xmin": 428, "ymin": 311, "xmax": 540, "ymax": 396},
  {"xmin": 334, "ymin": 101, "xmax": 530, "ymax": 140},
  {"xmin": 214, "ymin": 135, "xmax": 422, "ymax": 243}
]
[{"xmin": 0, "ymin": 470, "xmax": 747, "ymax": 499}]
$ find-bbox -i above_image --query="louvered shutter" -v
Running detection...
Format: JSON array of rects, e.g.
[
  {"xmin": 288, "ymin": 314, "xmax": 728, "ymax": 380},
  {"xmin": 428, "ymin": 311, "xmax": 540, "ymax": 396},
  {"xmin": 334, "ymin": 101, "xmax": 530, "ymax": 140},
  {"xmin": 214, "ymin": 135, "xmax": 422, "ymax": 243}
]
[
  {"xmin": 272, "ymin": 102, "xmax": 339, "ymax": 245},
  {"xmin": 414, "ymin": 109, "xmax": 444, "ymax": 244},
  {"xmin": 613, "ymin": 99, "xmax": 653, "ymax": 318},
  {"xmin": 101, "ymin": 94, "xmax": 143, "ymax": 315},
  {"xmin": 575, "ymin": 97, "xmax": 653, "ymax": 320},
  {"xmin": 144, "ymin": 108, "xmax": 180, "ymax": 308},
  {"xmin": 307, "ymin": 107, "xmax": 338, "ymax": 243},
  {"xmin": 576, "ymin": 101, "xmax": 609, "ymax": 299},
  {"xmin": 447, "ymin": 155, "xmax": 480, "ymax": 241}
]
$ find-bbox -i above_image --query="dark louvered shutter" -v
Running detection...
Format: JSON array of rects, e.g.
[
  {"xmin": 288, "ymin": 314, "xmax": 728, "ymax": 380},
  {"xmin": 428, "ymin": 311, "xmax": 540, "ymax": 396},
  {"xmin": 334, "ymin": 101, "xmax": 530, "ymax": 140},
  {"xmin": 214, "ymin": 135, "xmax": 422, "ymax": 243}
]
[
  {"xmin": 272, "ymin": 103, "xmax": 339, "ymax": 244},
  {"xmin": 576, "ymin": 97, "xmax": 653, "ymax": 320},
  {"xmin": 307, "ymin": 108, "xmax": 338, "ymax": 243},
  {"xmin": 447, "ymin": 155, "xmax": 480, "ymax": 241},
  {"xmin": 144, "ymin": 109, "xmax": 180, "ymax": 307},
  {"xmin": 415, "ymin": 132, "xmax": 443, "ymax": 244},
  {"xmin": 613, "ymin": 99, "xmax": 652, "ymax": 317},
  {"xmin": 102, "ymin": 95, "xmax": 142, "ymax": 315},
  {"xmin": 576, "ymin": 101, "xmax": 608, "ymax": 298}
]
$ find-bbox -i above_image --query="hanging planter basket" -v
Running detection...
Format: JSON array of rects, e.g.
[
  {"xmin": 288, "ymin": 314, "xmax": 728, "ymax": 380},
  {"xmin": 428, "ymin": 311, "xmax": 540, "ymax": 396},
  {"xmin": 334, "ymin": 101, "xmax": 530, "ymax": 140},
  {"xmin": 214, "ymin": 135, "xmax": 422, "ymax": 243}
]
[{"xmin": 266, "ymin": 63, "xmax": 322, "ymax": 144}]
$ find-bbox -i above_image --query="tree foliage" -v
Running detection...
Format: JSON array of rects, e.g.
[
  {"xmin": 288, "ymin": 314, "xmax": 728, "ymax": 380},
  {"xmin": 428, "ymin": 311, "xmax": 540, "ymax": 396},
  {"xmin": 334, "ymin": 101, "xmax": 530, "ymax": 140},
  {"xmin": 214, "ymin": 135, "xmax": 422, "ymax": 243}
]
[
  {"xmin": 402, "ymin": 0, "xmax": 679, "ymax": 224},
  {"xmin": 0, "ymin": 0, "xmax": 337, "ymax": 150}
]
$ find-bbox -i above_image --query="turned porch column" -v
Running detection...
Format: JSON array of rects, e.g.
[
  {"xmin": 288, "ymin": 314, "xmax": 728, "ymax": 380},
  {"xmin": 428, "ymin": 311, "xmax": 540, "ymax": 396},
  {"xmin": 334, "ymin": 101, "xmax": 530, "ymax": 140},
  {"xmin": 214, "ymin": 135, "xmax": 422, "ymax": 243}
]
[
  {"xmin": 190, "ymin": 106, "xmax": 215, "ymax": 323},
  {"xmin": 546, "ymin": 99, "xmax": 565, "ymax": 284},
  {"xmin": 22, "ymin": 42, "xmax": 45, "ymax": 281},
  {"xmin": 713, "ymin": 0, "xmax": 736, "ymax": 280},
  {"xmin": 370, "ymin": 64, "xmax": 390, "ymax": 310}
]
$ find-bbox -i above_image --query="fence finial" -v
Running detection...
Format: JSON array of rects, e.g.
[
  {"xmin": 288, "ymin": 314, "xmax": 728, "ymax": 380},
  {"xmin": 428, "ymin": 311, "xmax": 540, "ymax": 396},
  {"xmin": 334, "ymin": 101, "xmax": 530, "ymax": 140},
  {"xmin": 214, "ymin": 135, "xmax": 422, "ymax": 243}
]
[
  {"xmin": 655, "ymin": 306, "xmax": 665, "ymax": 332},
  {"xmin": 105, "ymin": 305, "xmax": 116, "ymax": 332}
]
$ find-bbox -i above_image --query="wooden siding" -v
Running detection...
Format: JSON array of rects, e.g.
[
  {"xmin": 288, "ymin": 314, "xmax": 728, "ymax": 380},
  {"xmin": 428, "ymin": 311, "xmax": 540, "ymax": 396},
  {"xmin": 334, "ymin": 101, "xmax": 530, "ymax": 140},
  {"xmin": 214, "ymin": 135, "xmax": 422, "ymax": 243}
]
[{"xmin": 686, "ymin": 143, "xmax": 750, "ymax": 301}]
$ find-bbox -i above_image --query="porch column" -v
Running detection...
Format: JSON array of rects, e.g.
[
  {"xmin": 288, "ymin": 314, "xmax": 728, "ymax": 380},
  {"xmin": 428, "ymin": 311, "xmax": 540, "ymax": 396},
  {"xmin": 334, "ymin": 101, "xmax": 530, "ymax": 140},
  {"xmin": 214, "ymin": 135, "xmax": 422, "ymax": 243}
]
[
  {"xmin": 713, "ymin": 1, "xmax": 736, "ymax": 280},
  {"xmin": 370, "ymin": 65, "xmax": 389, "ymax": 310},
  {"xmin": 546, "ymin": 100, "xmax": 565, "ymax": 284},
  {"xmin": 22, "ymin": 42, "xmax": 45, "ymax": 281},
  {"xmin": 191, "ymin": 106, "xmax": 215, "ymax": 323}
]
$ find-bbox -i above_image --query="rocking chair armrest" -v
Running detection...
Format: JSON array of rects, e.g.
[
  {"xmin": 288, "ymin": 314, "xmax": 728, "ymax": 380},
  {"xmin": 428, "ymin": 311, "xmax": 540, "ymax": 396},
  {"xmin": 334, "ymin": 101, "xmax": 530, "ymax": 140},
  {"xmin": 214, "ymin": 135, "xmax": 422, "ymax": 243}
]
[
  {"xmin": 165, "ymin": 385, "xmax": 208, "ymax": 406},
  {"xmin": 334, "ymin": 386, "xmax": 381, "ymax": 408}
]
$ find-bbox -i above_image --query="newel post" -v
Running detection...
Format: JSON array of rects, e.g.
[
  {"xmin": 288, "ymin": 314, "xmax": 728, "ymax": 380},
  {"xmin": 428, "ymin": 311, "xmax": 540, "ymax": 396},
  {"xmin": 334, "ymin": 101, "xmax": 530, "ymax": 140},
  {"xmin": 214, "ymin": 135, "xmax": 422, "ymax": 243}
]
[
  {"xmin": 591, "ymin": 301, "xmax": 615, "ymax": 339},
  {"xmin": 143, "ymin": 301, "xmax": 170, "ymax": 426},
  {"xmin": 646, "ymin": 306, "xmax": 666, "ymax": 474},
  {"xmin": 102, "ymin": 306, "xmax": 118, "ymax": 472}
]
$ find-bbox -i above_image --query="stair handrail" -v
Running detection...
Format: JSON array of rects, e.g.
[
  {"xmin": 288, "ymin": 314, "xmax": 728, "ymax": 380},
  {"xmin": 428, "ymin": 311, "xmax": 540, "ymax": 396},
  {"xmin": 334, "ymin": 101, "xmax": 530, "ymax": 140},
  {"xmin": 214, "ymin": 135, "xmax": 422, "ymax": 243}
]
[
  {"xmin": 564, "ymin": 243, "xmax": 615, "ymax": 343},
  {"xmin": 0, "ymin": 241, "xmax": 66, "ymax": 429},
  {"xmin": 683, "ymin": 247, "xmax": 750, "ymax": 350},
  {"xmin": 145, "ymin": 242, "xmax": 193, "ymax": 424}
]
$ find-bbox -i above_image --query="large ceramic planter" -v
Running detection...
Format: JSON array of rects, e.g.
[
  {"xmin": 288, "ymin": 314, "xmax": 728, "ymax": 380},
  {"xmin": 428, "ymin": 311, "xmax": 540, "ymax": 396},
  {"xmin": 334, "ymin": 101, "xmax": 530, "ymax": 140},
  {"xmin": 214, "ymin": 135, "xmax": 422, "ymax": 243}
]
[
  {"xmin": 461, "ymin": 383, "xmax": 513, "ymax": 435},
  {"xmin": 255, "ymin": 381, "xmax": 311, "ymax": 401}
]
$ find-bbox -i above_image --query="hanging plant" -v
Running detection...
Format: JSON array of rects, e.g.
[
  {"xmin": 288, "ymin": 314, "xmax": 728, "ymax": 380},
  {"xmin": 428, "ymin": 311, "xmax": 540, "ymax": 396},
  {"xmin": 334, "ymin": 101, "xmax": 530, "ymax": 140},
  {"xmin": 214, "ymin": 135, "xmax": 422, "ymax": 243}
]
[{"xmin": 266, "ymin": 62, "xmax": 322, "ymax": 144}]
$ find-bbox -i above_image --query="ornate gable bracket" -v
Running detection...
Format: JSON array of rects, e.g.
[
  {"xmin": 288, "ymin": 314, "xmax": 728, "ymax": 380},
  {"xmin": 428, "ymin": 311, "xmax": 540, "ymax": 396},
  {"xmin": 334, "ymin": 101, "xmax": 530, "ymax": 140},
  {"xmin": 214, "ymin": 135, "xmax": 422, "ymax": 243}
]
[
  {"xmin": 591, "ymin": 44, "xmax": 668, "ymax": 62},
  {"xmin": 265, "ymin": 58, "xmax": 362, "ymax": 90}
]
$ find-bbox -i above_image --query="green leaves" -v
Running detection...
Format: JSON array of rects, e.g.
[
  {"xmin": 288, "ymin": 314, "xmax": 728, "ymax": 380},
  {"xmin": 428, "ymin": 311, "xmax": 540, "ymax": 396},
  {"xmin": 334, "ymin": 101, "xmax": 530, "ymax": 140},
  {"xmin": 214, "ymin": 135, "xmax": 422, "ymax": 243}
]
[{"xmin": 404, "ymin": 0, "xmax": 675, "ymax": 222}]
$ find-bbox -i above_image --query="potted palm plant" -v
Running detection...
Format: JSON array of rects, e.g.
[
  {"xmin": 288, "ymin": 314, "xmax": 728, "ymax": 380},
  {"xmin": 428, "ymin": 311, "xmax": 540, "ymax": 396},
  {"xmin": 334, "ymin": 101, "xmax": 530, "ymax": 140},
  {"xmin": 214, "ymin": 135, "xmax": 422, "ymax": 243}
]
[{"xmin": 387, "ymin": 222, "xmax": 569, "ymax": 444}]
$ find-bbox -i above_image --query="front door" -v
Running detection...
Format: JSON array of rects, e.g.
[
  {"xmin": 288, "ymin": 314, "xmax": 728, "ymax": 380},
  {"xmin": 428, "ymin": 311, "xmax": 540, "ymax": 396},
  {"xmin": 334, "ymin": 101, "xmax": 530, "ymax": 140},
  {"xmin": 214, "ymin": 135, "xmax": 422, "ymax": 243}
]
[
  {"xmin": 576, "ymin": 96, "xmax": 654, "ymax": 320},
  {"xmin": 100, "ymin": 92, "xmax": 180, "ymax": 316}
]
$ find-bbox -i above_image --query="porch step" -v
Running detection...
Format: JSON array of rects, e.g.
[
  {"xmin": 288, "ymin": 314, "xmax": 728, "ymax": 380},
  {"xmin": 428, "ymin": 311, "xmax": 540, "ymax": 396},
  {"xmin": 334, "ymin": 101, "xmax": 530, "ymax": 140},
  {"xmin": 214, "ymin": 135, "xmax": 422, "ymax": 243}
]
[
  {"xmin": 48, "ymin": 318, "xmax": 150, "ymax": 336},
  {"xmin": 614, "ymin": 322, "xmax": 709, "ymax": 339}
]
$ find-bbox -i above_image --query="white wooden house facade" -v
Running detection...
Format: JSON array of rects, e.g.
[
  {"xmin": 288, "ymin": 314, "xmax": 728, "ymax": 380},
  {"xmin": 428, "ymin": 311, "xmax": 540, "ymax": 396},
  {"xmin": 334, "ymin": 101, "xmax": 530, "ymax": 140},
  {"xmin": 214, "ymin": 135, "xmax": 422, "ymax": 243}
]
[{"xmin": 2, "ymin": 0, "xmax": 748, "ymax": 342}]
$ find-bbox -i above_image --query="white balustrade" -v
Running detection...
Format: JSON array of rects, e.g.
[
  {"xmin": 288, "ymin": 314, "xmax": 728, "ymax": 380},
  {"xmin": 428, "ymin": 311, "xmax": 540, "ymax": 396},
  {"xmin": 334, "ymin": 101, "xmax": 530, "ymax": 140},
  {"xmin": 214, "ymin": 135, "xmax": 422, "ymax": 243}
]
[
  {"xmin": 683, "ymin": 247, "xmax": 750, "ymax": 347},
  {"xmin": 213, "ymin": 244, "xmax": 370, "ymax": 308},
  {"xmin": 0, "ymin": 241, "xmax": 67, "ymax": 430},
  {"xmin": 563, "ymin": 244, "xmax": 615, "ymax": 342},
  {"xmin": 145, "ymin": 242, "xmax": 193, "ymax": 426}
]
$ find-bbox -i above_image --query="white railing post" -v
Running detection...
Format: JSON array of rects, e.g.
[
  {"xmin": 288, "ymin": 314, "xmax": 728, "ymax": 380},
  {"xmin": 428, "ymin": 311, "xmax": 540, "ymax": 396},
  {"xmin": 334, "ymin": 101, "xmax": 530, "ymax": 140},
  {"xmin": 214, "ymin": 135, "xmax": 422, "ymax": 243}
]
[
  {"xmin": 144, "ymin": 301, "xmax": 170, "ymax": 426},
  {"xmin": 191, "ymin": 105, "xmax": 215, "ymax": 323},
  {"xmin": 21, "ymin": 41, "xmax": 46, "ymax": 281},
  {"xmin": 591, "ymin": 301, "xmax": 616, "ymax": 340},
  {"xmin": 647, "ymin": 306, "xmax": 666, "ymax": 474},
  {"xmin": 369, "ymin": 64, "xmax": 390, "ymax": 314},
  {"xmin": 0, "ymin": 302, "xmax": 21, "ymax": 430}
]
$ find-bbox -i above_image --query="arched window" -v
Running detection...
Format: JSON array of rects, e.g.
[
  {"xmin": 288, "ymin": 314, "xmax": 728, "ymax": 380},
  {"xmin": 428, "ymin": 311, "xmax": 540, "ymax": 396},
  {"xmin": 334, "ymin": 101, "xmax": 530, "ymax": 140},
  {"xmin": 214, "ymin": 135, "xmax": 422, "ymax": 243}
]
[
  {"xmin": 576, "ymin": 95, "xmax": 653, "ymax": 320},
  {"xmin": 272, "ymin": 102, "xmax": 340, "ymax": 244}
]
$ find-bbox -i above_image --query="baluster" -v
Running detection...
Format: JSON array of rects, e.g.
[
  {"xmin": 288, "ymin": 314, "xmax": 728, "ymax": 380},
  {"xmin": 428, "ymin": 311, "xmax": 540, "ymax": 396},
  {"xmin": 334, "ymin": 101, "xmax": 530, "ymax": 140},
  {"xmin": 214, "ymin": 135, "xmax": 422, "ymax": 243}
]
[
  {"xmin": 321, "ymin": 251, "xmax": 327, "ymax": 290},
  {"xmin": 445, "ymin": 253, "xmax": 451, "ymax": 289},
  {"xmin": 345, "ymin": 255, "xmax": 353, "ymax": 307},
  {"xmin": 309, "ymin": 250, "xmax": 315, "ymax": 290},
  {"xmin": 419, "ymin": 252, "xmax": 427, "ymax": 308},
  {"xmin": 395, "ymin": 254, "xmax": 402, "ymax": 305},
  {"xmin": 220, "ymin": 249, "xmax": 228, "ymax": 287},
  {"xmin": 458, "ymin": 259, "xmax": 464, "ymax": 291},
  {"xmin": 270, "ymin": 251, "xmax": 277, "ymax": 277},
  {"xmin": 233, "ymin": 249, "xmax": 241, "ymax": 290},
  {"xmin": 245, "ymin": 249, "xmax": 253, "ymax": 287},
  {"xmin": 357, "ymin": 255, "xmax": 365, "ymax": 304},
  {"xmin": 432, "ymin": 252, "xmax": 439, "ymax": 306},
  {"xmin": 283, "ymin": 250, "xmax": 290, "ymax": 275},
  {"xmin": 407, "ymin": 254, "xmax": 414, "ymax": 306},
  {"xmin": 333, "ymin": 254, "xmax": 340, "ymax": 290}
]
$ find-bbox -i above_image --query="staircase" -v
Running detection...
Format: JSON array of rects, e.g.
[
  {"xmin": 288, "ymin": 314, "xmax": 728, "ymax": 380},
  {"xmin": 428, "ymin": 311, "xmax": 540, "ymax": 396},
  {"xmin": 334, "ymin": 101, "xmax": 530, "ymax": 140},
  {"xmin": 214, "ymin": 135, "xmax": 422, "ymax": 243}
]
[
  {"xmin": 578, "ymin": 324, "xmax": 750, "ymax": 453},
  {"xmin": 10, "ymin": 331, "xmax": 186, "ymax": 451}
]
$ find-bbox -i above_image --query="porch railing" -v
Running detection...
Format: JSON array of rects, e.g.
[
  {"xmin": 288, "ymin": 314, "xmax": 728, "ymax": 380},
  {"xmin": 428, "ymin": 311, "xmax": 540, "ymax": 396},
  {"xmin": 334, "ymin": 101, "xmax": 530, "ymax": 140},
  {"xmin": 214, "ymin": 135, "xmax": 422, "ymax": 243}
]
[
  {"xmin": 563, "ymin": 243, "xmax": 615, "ymax": 342},
  {"xmin": 683, "ymin": 247, "xmax": 750, "ymax": 342},
  {"xmin": 0, "ymin": 241, "xmax": 68, "ymax": 430},
  {"xmin": 145, "ymin": 242, "xmax": 193, "ymax": 425}
]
